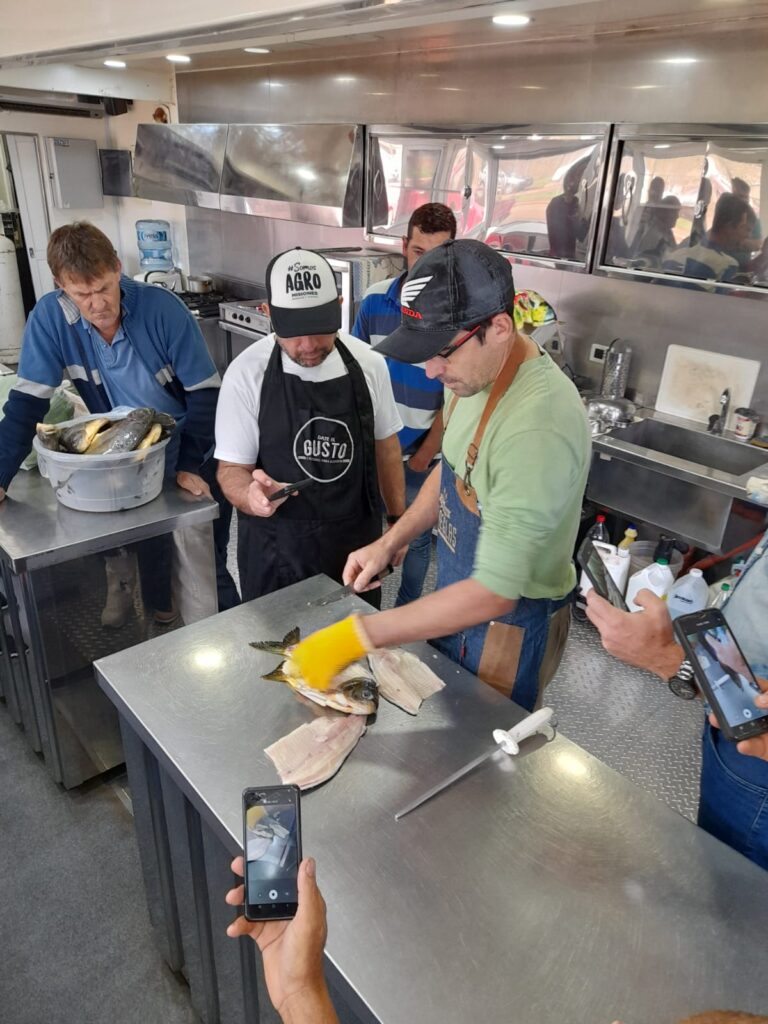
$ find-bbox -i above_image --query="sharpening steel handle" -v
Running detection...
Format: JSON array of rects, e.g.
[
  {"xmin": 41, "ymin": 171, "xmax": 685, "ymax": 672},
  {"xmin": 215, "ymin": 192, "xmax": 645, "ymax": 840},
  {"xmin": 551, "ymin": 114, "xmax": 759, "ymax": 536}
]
[{"xmin": 493, "ymin": 706, "xmax": 556, "ymax": 756}]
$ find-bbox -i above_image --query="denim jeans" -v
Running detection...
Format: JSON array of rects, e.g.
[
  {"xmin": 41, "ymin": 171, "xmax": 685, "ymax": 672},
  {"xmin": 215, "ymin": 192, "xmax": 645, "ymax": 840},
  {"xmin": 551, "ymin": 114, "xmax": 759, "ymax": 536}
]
[{"xmin": 394, "ymin": 462, "xmax": 434, "ymax": 607}]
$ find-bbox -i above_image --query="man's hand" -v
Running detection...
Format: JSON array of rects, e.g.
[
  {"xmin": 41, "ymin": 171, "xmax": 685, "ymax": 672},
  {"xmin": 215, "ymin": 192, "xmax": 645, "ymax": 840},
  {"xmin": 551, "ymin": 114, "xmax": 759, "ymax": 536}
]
[
  {"xmin": 244, "ymin": 470, "xmax": 292, "ymax": 518},
  {"xmin": 709, "ymin": 677, "xmax": 768, "ymax": 762},
  {"xmin": 225, "ymin": 856, "xmax": 338, "ymax": 1024},
  {"xmin": 175, "ymin": 471, "xmax": 212, "ymax": 498},
  {"xmin": 343, "ymin": 535, "xmax": 396, "ymax": 593},
  {"xmin": 585, "ymin": 588, "xmax": 683, "ymax": 679},
  {"xmin": 707, "ymin": 633, "xmax": 750, "ymax": 678},
  {"xmin": 289, "ymin": 615, "xmax": 372, "ymax": 692},
  {"xmin": 407, "ymin": 451, "xmax": 433, "ymax": 474}
]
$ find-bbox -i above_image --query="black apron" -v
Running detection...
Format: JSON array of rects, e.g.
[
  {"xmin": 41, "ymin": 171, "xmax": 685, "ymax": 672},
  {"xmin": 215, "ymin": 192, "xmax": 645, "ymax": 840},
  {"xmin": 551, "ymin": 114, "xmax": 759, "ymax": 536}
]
[{"xmin": 237, "ymin": 337, "xmax": 381, "ymax": 602}]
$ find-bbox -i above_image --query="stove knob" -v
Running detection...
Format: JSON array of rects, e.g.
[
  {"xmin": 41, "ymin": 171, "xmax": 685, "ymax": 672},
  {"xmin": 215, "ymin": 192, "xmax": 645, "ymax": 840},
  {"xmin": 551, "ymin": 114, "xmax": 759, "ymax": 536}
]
[{"xmin": 246, "ymin": 316, "xmax": 251, "ymax": 323}]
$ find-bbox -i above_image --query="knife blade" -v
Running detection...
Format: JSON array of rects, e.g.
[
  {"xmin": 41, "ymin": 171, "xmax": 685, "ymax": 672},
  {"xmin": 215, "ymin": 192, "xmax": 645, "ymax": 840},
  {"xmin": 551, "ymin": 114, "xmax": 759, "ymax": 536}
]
[
  {"xmin": 308, "ymin": 565, "xmax": 394, "ymax": 607},
  {"xmin": 394, "ymin": 707, "xmax": 557, "ymax": 821}
]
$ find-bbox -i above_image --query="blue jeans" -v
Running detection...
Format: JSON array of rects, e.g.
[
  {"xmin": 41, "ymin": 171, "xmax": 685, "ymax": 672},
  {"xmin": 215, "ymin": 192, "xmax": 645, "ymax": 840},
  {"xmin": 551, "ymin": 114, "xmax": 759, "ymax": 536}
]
[
  {"xmin": 394, "ymin": 462, "xmax": 434, "ymax": 607},
  {"xmin": 699, "ymin": 721, "xmax": 768, "ymax": 870}
]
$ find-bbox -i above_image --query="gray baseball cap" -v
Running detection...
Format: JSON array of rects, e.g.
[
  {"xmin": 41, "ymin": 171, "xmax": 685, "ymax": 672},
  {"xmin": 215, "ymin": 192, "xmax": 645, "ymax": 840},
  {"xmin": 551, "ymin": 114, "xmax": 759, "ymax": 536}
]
[{"xmin": 373, "ymin": 239, "xmax": 515, "ymax": 363}]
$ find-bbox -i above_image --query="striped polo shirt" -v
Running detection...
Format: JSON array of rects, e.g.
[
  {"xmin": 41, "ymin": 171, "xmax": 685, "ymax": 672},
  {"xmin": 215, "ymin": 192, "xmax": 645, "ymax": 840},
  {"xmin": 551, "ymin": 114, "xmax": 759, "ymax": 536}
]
[{"xmin": 352, "ymin": 274, "xmax": 443, "ymax": 455}]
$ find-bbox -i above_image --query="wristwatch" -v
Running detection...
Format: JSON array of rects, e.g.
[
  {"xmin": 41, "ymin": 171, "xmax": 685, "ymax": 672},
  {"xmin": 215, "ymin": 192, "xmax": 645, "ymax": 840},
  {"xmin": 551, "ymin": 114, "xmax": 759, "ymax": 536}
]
[{"xmin": 668, "ymin": 659, "xmax": 697, "ymax": 700}]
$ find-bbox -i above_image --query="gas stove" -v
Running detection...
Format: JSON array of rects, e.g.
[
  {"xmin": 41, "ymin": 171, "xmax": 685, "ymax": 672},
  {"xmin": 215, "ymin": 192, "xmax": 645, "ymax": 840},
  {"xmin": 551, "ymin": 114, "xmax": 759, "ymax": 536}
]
[
  {"xmin": 177, "ymin": 290, "xmax": 232, "ymax": 319},
  {"xmin": 218, "ymin": 299, "xmax": 271, "ymax": 336}
]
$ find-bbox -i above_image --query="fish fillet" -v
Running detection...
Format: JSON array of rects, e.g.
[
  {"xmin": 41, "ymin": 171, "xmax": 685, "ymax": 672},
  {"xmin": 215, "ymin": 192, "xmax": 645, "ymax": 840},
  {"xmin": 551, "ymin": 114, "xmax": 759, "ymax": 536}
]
[
  {"xmin": 265, "ymin": 715, "xmax": 366, "ymax": 790},
  {"xmin": 368, "ymin": 648, "xmax": 445, "ymax": 715}
]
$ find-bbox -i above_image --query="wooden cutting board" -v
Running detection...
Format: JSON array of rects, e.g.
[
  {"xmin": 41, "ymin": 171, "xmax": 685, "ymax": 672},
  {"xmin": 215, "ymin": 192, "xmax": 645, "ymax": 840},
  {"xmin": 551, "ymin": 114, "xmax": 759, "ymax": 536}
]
[{"xmin": 655, "ymin": 344, "xmax": 760, "ymax": 430}]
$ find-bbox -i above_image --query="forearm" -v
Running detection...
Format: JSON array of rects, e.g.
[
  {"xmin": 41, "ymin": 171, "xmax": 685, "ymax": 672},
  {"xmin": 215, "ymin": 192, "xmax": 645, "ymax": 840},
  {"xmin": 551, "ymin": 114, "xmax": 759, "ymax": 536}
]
[
  {"xmin": 279, "ymin": 985, "xmax": 339, "ymax": 1024},
  {"xmin": 217, "ymin": 463, "xmax": 255, "ymax": 514},
  {"xmin": 0, "ymin": 391, "xmax": 50, "ymax": 490},
  {"xmin": 177, "ymin": 387, "xmax": 218, "ymax": 473},
  {"xmin": 375, "ymin": 436, "xmax": 405, "ymax": 518},
  {"xmin": 412, "ymin": 408, "xmax": 443, "ymax": 465},
  {"xmin": 364, "ymin": 578, "xmax": 517, "ymax": 649},
  {"xmin": 380, "ymin": 463, "xmax": 440, "ymax": 550}
]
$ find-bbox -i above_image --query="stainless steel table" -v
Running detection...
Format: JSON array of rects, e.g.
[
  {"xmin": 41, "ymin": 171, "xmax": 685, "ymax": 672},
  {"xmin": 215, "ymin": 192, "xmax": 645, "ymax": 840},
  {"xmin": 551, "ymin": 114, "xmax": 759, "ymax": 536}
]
[
  {"xmin": 96, "ymin": 575, "xmax": 768, "ymax": 1024},
  {"xmin": 0, "ymin": 471, "xmax": 218, "ymax": 787}
]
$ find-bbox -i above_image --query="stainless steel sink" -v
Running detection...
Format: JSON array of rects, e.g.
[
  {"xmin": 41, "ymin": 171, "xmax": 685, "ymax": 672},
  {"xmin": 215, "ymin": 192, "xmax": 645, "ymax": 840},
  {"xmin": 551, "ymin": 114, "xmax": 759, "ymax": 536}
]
[
  {"xmin": 588, "ymin": 412, "xmax": 768, "ymax": 552},
  {"xmin": 614, "ymin": 418, "xmax": 768, "ymax": 478}
]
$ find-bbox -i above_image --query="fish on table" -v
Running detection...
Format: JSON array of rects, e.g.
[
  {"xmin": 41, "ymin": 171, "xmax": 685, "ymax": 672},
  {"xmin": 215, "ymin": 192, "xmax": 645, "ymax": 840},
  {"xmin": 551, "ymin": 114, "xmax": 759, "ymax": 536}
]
[
  {"xmin": 265, "ymin": 715, "xmax": 367, "ymax": 790},
  {"xmin": 35, "ymin": 407, "xmax": 175, "ymax": 456},
  {"xmin": 368, "ymin": 648, "xmax": 445, "ymax": 715}
]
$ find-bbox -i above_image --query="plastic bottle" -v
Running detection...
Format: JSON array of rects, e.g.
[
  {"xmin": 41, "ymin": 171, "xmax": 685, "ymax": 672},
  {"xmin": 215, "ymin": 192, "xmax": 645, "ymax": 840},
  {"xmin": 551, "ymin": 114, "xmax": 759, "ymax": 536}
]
[
  {"xmin": 136, "ymin": 219, "xmax": 173, "ymax": 272},
  {"xmin": 667, "ymin": 568, "xmax": 709, "ymax": 620},
  {"xmin": 587, "ymin": 513, "xmax": 610, "ymax": 544},
  {"xmin": 603, "ymin": 546, "xmax": 631, "ymax": 596},
  {"xmin": 625, "ymin": 557, "xmax": 674, "ymax": 613},
  {"xmin": 618, "ymin": 525, "xmax": 638, "ymax": 550},
  {"xmin": 710, "ymin": 582, "xmax": 731, "ymax": 609}
]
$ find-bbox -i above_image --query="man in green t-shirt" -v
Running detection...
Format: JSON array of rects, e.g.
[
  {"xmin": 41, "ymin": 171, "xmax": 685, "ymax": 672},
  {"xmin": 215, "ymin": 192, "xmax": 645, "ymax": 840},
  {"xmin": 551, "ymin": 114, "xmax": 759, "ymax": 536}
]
[{"xmin": 288, "ymin": 240, "xmax": 591, "ymax": 710}]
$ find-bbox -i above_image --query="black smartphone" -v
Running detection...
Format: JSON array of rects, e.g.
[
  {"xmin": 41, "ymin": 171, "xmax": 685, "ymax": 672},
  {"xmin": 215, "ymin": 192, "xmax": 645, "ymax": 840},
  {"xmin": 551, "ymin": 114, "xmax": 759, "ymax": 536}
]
[
  {"xmin": 577, "ymin": 537, "xmax": 628, "ymax": 612},
  {"xmin": 268, "ymin": 479, "xmax": 313, "ymax": 502},
  {"xmin": 242, "ymin": 785, "xmax": 302, "ymax": 921},
  {"xmin": 674, "ymin": 608, "xmax": 768, "ymax": 743}
]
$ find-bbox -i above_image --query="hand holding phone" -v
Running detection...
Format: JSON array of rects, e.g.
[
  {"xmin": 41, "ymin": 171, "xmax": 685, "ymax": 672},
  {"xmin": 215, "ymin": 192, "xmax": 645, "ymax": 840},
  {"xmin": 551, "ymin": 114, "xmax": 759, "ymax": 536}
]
[
  {"xmin": 242, "ymin": 785, "xmax": 302, "ymax": 920},
  {"xmin": 268, "ymin": 479, "xmax": 313, "ymax": 502},
  {"xmin": 674, "ymin": 609, "xmax": 768, "ymax": 743}
]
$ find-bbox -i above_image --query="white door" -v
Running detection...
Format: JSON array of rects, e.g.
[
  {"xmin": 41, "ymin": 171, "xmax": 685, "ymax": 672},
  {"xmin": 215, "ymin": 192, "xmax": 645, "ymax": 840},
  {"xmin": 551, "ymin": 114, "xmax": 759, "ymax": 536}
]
[{"xmin": 5, "ymin": 134, "xmax": 54, "ymax": 299}]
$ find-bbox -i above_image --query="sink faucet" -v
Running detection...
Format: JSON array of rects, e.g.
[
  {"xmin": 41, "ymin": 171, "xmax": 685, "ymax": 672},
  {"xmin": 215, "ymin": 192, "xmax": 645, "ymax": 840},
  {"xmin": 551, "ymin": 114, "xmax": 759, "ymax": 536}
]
[{"xmin": 708, "ymin": 387, "xmax": 731, "ymax": 435}]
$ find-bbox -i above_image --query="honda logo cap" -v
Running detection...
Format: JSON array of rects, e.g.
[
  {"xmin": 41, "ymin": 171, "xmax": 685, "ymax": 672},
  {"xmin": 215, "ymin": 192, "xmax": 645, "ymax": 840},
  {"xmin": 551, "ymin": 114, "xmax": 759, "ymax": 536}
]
[
  {"xmin": 373, "ymin": 239, "xmax": 515, "ymax": 364},
  {"xmin": 266, "ymin": 248, "xmax": 341, "ymax": 338}
]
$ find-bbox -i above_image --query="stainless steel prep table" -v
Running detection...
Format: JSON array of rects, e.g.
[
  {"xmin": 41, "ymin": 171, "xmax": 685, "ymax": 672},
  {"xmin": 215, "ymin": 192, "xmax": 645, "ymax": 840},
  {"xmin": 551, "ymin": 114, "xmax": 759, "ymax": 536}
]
[
  {"xmin": 95, "ymin": 574, "xmax": 768, "ymax": 1024},
  {"xmin": 0, "ymin": 471, "xmax": 218, "ymax": 788}
]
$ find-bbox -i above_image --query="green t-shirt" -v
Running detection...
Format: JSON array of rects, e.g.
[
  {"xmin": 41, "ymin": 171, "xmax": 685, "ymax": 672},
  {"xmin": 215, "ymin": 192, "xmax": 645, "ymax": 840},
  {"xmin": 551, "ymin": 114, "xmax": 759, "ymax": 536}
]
[{"xmin": 442, "ymin": 352, "xmax": 590, "ymax": 601}]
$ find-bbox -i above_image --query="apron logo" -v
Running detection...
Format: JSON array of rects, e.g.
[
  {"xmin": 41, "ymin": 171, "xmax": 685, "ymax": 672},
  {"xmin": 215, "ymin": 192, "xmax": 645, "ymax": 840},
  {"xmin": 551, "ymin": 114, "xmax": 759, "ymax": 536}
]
[
  {"xmin": 401, "ymin": 275, "xmax": 433, "ymax": 308},
  {"xmin": 437, "ymin": 488, "xmax": 457, "ymax": 553},
  {"xmin": 293, "ymin": 416, "xmax": 355, "ymax": 483}
]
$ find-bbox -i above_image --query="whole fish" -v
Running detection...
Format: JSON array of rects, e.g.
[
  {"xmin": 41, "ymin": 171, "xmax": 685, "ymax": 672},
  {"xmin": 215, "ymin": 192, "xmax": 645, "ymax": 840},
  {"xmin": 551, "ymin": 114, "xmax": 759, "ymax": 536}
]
[
  {"xmin": 152, "ymin": 411, "xmax": 176, "ymax": 439},
  {"xmin": 250, "ymin": 627, "xmax": 378, "ymax": 716},
  {"xmin": 137, "ymin": 423, "xmax": 163, "ymax": 449},
  {"xmin": 59, "ymin": 417, "xmax": 111, "ymax": 453},
  {"xmin": 86, "ymin": 408, "xmax": 155, "ymax": 455},
  {"xmin": 35, "ymin": 423, "xmax": 62, "ymax": 451}
]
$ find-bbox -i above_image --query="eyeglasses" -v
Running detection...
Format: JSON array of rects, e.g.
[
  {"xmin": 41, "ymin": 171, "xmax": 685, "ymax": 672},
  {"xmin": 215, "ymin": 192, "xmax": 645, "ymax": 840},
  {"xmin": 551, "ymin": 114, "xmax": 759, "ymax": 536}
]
[{"xmin": 434, "ymin": 323, "xmax": 483, "ymax": 360}]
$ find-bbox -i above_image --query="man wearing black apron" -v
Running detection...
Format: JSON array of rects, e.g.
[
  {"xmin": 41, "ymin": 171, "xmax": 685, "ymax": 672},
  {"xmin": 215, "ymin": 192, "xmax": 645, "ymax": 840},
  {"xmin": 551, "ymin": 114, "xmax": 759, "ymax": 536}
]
[
  {"xmin": 216, "ymin": 248, "xmax": 404, "ymax": 603},
  {"xmin": 288, "ymin": 240, "xmax": 591, "ymax": 712}
]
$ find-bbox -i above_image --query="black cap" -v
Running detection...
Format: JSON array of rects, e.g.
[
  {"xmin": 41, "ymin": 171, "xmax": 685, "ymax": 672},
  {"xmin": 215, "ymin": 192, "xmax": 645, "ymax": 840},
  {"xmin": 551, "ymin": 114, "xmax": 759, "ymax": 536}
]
[
  {"xmin": 265, "ymin": 248, "xmax": 341, "ymax": 338},
  {"xmin": 372, "ymin": 239, "xmax": 515, "ymax": 364}
]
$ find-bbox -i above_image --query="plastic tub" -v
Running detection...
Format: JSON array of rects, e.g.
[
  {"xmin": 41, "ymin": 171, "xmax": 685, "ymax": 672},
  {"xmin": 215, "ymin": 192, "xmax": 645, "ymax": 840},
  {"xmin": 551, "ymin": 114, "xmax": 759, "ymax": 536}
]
[
  {"xmin": 32, "ymin": 411, "xmax": 170, "ymax": 512},
  {"xmin": 628, "ymin": 540, "xmax": 684, "ymax": 580}
]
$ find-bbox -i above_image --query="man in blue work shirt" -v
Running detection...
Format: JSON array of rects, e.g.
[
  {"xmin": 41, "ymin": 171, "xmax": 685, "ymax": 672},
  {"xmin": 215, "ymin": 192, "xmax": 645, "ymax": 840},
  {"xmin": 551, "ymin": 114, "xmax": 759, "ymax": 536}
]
[
  {"xmin": 0, "ymin": 221, "xmax": 239, "ymax": 617},
  {"xmin": 352, "ymin": 203, "xmax": 456, "ymax": 606}
]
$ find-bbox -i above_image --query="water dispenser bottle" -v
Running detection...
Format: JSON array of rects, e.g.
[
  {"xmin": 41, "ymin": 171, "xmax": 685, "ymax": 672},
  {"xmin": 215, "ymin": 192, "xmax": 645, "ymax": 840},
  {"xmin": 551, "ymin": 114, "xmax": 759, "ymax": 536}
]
[{"xmin": 136, "ymin": 219, "xmax": 173, "ymax": 272}]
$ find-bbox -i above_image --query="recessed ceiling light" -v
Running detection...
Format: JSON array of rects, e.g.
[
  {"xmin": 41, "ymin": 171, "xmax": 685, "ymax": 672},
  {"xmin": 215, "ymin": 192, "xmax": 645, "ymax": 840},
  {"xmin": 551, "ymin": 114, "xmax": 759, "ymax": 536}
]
[
  {"xmin": 440, "ymin": 86, "xmax": 462, "ymax": 92},
  {"xmin": 633, "ymin": 84, "xmax": 659, "ymax": 90},
  {"xmin": 663, "ymin": 56, "xmax": 698, "ymax": 64},
  {"xmin": 492, "ymin": 13, "xmax": 531, "ymax": 27},
  {"xmin": 166, "ymin": 54, "xmax": 191, "ymax": 63},
  {"xmin": 335, "ymin": 76, "xmax": 355, "ymax": 83},
  {"xmin": 528, "ymin": 134, "xmax": 543, "ymax": 141},
  {"xmin": 270, "ymin": 81, "xmax": 284, "ymax": 88},
  {"xmin": 290, "ymin": 14, "xmax": 304, "ymax": 20},
  {"xmin": 419, "ymin": 73, "xmax": 439, "ymax": 78},
  {"xmin": 579, "ymin": 135, "xmax": 596, "ymax": 141},
  {"xmin": 521, "ymin": 84, "xmax": 544, "ymax": 90},
  {"xmin": 244, "ymin": 47, "xmax": 271, "ymax": 54},
  {"xmin": 366, "ymin": 91, "xmax": 390, "ymax": 96},
  {"xmin": 103, "ymin": 59, "xmax": 126, "ymax": 68},
  {"xmin": 654, "ymin": 143, "xmax": 671, "ymax": 149},
  {"xmin": 492, "ymin": 144, "xmax": 505, "ymax": 150}
]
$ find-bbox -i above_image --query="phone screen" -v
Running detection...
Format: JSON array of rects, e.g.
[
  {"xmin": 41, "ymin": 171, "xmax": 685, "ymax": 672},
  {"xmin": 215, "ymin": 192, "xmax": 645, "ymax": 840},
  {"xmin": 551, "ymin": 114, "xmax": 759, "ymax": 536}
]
[
  {"xmin": 577, "ymin": 538, "xmax": 628, "ymax": 611},
  {"xmin": 685, "ymin": 623, "xmax": 768, "ymax": 732},
  {"xmin": 243, "ymin": 786, "xmax": 301, "ymax": 920}
]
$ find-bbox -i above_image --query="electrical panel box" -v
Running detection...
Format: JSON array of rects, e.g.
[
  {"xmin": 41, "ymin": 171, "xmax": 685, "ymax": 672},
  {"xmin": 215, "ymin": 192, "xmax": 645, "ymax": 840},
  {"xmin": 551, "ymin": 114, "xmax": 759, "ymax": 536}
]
[{"xmin": 45, "ymin": 137, "xmax": 104, "ymax": 210}]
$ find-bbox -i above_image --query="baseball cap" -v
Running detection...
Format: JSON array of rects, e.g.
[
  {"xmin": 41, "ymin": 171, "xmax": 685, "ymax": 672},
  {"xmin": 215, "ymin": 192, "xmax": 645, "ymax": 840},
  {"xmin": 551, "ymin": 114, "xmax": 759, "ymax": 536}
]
[
  {"xmin": 372, "ymin": 239, "xmax": 515, "ymax": 364},
  {"xmin": 266, "ymin": 248, "xmax": 341, "ymax": 338}
]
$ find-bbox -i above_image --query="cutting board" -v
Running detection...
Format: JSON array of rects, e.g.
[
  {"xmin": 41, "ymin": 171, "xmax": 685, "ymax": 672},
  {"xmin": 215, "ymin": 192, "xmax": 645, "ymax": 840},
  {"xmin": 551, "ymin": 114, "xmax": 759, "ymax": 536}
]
[{"xmin": 655, "ymin": 344, "xmax": 760, "ymax": 430}]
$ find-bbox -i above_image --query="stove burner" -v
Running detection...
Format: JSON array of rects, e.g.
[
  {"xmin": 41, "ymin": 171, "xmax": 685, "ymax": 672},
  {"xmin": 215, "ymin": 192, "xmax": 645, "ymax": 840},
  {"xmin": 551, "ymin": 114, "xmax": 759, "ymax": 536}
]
[{"xmin": 177, "ymin": 290, "xmax": 233, "ymax": 319}]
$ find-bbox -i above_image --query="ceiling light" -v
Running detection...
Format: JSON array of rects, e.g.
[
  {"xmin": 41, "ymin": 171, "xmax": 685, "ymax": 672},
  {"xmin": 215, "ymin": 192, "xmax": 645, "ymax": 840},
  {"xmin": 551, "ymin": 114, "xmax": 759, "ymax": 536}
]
[
  {"xmin": 492, "ymin": 13, "xmax": 531, "ymax": 27},
  {"xmin": 633, "ymin": 84, "xmax": 659, "ymax": 90},
  {"xmin": 654, "ymin": 143, "xmax": 671, "ymax": 149},
  {"xmin": 244, "ymin": 47, "xmax": 271, "ymax": 54},
  {"xmin": 366, "ymin": 91, "xmax": 390, "ymax": 96},
  {"xmin": 419, "ymin": 73, "xmax": 439, "ymax": 78},
  {"xmin": 439, "ymin": 86, "xmax": 462, "ymax": 92},
  {"xmin": 290, "ymin": 14, "xmax": 304, "ymax": 20},
  {"xmin": 663, "ymin": 56, "xmax": 698, "ymax": 65},
  {"xmin": 103, "ymin": 59, "xmax": 126, "ymax": 68},
  {"xmin": 528, "ymin": 133, "xmax": 543, "ymax": 141},
  {"xmin": 492, "ymin": 144, "xmax": 505, "ymax": 150},
  {"xmin": 270, "ymin": 81, "xmax": 284, "ymax": 88},
  {"xmin": 579, "ymin": 135, "xmax": 596, "ymax": 140},
  {"xmin": 335, "ymin": 76, "xmax": 355, "ymax": 83},
  {"xmin": 521, "ymin": 85, "xmax": 544, "ymax": 90},
  {"xmin": 166, "ymin": 54, "xmax": 191, "ymax": 63}
]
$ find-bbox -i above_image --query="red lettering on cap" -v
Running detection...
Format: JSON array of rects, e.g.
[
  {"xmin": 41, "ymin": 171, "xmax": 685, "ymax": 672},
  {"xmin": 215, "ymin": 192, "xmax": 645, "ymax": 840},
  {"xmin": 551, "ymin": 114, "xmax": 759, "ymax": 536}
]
[{"xmin": 401, "ymin": 307, "xmax": 423, "ymax": 320}]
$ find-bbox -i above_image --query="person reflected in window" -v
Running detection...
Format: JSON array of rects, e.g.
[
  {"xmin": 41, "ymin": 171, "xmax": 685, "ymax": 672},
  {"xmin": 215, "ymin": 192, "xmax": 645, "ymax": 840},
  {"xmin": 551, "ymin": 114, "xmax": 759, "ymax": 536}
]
[
  {"xmin": 689, "ymin": 177, "xmax": 713, "ymax": 247},
  {"xmin": 605, "ymin": 172, "xmax": 632, "ymax": 264},
  {"xmin": 730, "ymin": 177, "xmax": 762, "ymax": 268},
  {"xmin": 663, "ymin": 194, "xmax": 756, "ymax": 283},
  {"xmin": 632, "ymin": 194, "xmax": 681, "ymax": 266},
  {"xmin": 630, "ymin": 175, "xmax": 666, "ymax": 247},
  {"xmin": 546, "ymin": 158, "xmax": 589, "ymax": 260}
]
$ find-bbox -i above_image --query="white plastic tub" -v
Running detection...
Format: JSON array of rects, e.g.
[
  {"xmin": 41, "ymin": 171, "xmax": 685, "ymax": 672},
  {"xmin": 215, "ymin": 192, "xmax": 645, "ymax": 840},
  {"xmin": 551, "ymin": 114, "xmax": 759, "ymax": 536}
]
[{"xmin": 32, "ymin": 411, "xmax": 170, "ymax": 512}]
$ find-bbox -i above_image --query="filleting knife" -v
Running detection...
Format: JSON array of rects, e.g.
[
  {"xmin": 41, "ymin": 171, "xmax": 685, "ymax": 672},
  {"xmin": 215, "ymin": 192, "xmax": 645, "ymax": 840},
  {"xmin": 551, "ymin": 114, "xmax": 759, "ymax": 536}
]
[
  {"xmin": 308, "ymin": 565, "xmax": 394, "ymax": 607},
  {"xmin": 394, "ymin": 707, "xmax": 558, "ymax": 821}
]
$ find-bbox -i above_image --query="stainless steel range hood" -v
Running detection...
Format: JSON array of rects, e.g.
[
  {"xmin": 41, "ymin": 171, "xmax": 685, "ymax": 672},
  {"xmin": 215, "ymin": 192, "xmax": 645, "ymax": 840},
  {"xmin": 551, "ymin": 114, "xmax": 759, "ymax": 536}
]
[
  {"xmin": 133, "ymin": 123, "xmax": 228, "ymax": 209},
  {"xmin": 219, "ymin": 123, "xmax": 364, "ymax": 227}
]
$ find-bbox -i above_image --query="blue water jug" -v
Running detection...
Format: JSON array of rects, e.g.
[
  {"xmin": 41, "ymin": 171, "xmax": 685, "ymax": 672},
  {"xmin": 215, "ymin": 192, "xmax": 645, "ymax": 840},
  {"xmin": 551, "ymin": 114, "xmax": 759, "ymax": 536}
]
[{"xmin": 136, "ymin": 219, "xmax": 173, "ymax": 271}]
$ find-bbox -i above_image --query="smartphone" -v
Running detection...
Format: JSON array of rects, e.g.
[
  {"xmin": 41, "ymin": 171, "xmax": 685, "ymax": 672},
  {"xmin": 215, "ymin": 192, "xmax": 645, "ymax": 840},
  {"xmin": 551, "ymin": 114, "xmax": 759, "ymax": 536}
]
[
  {"xmin": 577, "ymin": 537, "xmax": 628, "ymax": 612},
  {"xmin": 242, "ymin": 785, "xmax": 302, "ymax": 921},
  {"xmin": 268, "ymin": 479, "xmax": 313, "ymax": 502},
  {"xmin": 674, "ymin": 609, "xmax": 768, "ymax": 743}
]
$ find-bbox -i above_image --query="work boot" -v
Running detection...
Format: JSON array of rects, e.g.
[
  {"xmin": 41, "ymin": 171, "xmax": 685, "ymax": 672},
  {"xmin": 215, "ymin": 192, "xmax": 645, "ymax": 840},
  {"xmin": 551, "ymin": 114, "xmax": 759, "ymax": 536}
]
[{"xmin": 101, "ymin": 550, "xmax": 137, "ymax": 628}]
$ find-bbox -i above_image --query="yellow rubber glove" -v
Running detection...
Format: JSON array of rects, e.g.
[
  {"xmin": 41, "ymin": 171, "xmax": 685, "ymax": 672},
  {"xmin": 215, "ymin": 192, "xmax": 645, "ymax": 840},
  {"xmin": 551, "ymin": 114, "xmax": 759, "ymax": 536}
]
[{"xmin": 288, "ymin": 615, "xmax": 372, "ymax": 691}]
